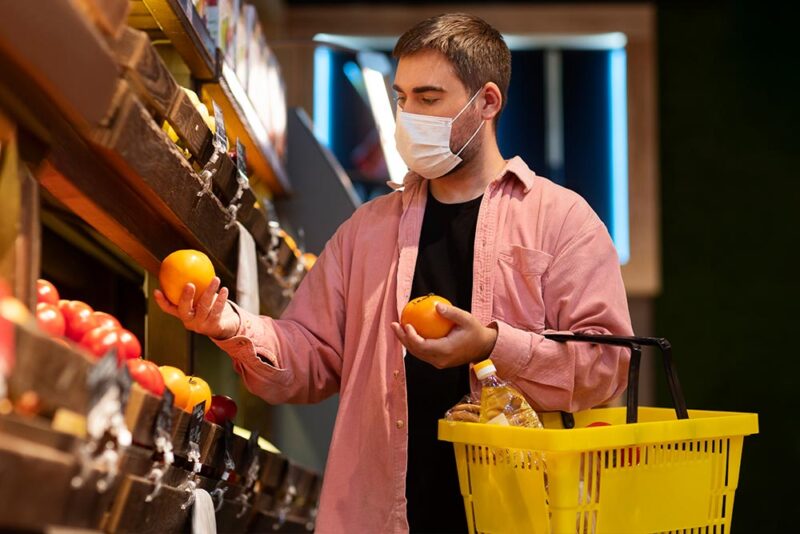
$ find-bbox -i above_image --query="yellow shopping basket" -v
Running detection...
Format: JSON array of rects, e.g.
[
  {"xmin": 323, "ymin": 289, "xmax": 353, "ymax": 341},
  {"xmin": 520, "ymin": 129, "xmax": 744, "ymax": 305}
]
[{"xmin": 438, "ymin": 333, "xmax": 759, "ymax": 534}]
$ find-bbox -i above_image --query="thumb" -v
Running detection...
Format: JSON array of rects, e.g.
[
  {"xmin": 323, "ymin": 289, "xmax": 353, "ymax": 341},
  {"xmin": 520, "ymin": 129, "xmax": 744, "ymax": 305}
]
[{"xmin": 436, "ymin": 302, "xmax": 472, "ymax": 326}]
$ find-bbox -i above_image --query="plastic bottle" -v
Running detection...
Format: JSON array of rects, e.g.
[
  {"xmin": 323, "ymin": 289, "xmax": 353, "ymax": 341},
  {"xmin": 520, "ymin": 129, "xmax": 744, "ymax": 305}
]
[{"xmin": 474, "ymin": 359, "xmax": 543, "ymax": 428}]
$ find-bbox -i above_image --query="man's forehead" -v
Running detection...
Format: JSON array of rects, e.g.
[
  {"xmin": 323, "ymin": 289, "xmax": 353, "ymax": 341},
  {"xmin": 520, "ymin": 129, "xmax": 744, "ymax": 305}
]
[{"xmin": 393, "ymin": 50, "xmax": 460, "ymax": 91}]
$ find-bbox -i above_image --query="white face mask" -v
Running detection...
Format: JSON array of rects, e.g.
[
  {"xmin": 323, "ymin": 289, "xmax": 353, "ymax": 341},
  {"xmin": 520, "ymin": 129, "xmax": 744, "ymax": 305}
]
[{"xmin": 394, "ymin": 91, "xmax": 485, "ymax": 179}]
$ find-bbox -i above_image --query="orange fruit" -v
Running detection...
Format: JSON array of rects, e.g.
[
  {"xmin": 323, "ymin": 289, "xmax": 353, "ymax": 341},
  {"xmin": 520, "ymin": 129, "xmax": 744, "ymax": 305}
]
[
  {"xmin": 400, "ymin": 294, "xmax": 455, "ymax": 339},
  {"xmin": 158, "ymin": 365, "xmax": 190, "ymax": 409},
  {"xmin": 183, "ymin": 376, "xmax": 212, "ymax": 414},
  {"xmin": 159, "ymin": 250, "xmax": 215, "ymax": 305}
]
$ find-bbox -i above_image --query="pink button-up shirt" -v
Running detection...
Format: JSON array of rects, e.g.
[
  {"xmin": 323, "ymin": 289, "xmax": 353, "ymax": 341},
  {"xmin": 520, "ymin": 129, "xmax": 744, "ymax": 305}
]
[{"xmin": 214, "ymin": 157, "xmax": 632, "ymax": 533}]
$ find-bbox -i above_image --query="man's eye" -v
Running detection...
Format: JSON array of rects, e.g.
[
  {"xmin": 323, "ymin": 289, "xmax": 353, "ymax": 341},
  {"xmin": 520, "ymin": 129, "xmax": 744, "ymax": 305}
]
[{"xmin": 422, "ymin": 98, "xmax": 438, "ymax": 105}]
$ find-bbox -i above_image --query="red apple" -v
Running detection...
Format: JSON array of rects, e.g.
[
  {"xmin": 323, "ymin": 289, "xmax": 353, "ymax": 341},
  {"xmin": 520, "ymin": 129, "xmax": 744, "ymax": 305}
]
[
  {"xmin": 91, "ymin": 311, "xmax": 120, "ymax": 331},
  {"xmin": 126, "ymin": 359, "xmax": 165, "ymax": 396}
]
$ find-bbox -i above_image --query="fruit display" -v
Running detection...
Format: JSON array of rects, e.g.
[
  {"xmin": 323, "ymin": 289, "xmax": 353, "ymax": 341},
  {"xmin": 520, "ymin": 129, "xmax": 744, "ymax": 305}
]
[{"xmin": 400, "ymin": 294, "xmax": 456, "ymax": 339}]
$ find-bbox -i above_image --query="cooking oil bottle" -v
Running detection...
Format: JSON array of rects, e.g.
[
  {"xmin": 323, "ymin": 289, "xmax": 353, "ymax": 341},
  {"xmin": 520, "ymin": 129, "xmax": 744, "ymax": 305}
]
[{"xmin": 474, "ymin": 359, "xmax": 543, "ymax": 428}]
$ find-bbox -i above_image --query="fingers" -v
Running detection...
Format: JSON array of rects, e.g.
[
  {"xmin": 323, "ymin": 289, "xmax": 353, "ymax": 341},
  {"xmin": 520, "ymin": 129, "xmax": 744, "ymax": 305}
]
[
  {"xmin": 153, "ymin": 289, "xmax": 179, "ymax": 316},
  {"xmin": 207, "ymin": 286, "xmax": 229, "ymax": 325},
  {"xmin": 194, "ymin": 277, "xmax": 221, "ymax": 322},
  {"xmin": 436, "ymin": 302, "xmax": 473, "ymax": 326},
  {"xmin": 403, "ymin": 323, "xmax": 427, "ymax": 347},
  {"xmin": 177, "ymin": 283, "xmax": 197, "ymax": 320}
]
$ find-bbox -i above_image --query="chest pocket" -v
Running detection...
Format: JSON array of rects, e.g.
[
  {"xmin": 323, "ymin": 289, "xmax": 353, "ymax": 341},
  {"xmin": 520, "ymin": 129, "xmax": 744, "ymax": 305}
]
[{"xmin": 492, "ymin": 245, "xmax": 553, "ymax": 331}]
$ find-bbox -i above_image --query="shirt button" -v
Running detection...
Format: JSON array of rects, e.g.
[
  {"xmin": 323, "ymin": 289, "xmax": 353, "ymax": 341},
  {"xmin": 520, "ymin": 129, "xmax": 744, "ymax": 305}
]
[
  {"xmin": 393, "ymin": 370, "xmax": 400, "ymax": 378},
  {"xmin": 396, "ymin": 420, "xmax": 405, "ymax": 429}
]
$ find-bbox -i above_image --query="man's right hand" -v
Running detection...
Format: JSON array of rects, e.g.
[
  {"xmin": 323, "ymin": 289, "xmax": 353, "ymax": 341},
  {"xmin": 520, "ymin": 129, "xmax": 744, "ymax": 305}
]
[{"xmin": 153, "ymin": 277, "xmax": 240, "ymax": 340}]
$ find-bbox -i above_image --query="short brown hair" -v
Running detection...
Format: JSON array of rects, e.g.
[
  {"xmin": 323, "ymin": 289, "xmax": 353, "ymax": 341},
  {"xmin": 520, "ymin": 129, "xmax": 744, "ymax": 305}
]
[{"xmin": 393, "ymin": 13, "xmax": 511, "ymax": 120}]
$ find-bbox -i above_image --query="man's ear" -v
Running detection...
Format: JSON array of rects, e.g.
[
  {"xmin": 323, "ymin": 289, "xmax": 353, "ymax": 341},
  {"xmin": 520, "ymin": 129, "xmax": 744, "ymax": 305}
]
[{"xmin": 481, "ymin": 82, "xmax": 503, "ymax": 122}]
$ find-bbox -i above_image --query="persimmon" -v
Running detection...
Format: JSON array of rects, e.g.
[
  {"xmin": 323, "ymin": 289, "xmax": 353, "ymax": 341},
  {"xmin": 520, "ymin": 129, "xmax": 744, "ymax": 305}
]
[
  {"xmin": 158, "ymin": 249, "xmax": 215, "ymax": 305},
  {"xmin": 400, "ymin": 294, "xmax": 455, "ymax": 339}
]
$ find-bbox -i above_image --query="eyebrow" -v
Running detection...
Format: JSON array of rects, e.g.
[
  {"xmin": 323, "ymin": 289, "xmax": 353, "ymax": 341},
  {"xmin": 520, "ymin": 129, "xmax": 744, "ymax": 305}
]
[{"xmin": 392, "ymin": 84, "xmax": 446, "ymax": 94}]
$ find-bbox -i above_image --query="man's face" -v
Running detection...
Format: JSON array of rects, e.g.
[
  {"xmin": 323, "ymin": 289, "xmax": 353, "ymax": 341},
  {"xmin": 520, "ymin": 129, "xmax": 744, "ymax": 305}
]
[{"xmin": 393, "ymin": 49, "xmax": 484, "ymax": 161}]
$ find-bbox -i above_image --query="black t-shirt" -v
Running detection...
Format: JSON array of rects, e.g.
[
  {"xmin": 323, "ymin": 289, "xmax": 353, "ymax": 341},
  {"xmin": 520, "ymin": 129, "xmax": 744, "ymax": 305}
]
[{"xmin": 405, "ymin": 189, "xmax": 483, "ymax": 533}]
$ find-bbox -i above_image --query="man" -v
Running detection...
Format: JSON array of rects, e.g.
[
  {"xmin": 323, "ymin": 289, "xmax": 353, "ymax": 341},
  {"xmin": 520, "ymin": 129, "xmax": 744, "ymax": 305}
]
[{"xmin": 155, "ymin": 13, "xmax": 632, "ymax": 533}]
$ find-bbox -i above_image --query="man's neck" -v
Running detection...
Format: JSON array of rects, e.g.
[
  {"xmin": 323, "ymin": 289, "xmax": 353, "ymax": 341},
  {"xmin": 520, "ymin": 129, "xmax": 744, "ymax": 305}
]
[{"xmin": 428, "ymin": 142, "xmax": 506, "ymax": 204}]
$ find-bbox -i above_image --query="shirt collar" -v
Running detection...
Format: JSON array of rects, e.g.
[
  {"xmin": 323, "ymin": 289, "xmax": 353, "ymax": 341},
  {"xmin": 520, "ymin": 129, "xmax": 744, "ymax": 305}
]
[{"xmin": 387, "ymin": 156, "xmax": 536, "ymax": 193}]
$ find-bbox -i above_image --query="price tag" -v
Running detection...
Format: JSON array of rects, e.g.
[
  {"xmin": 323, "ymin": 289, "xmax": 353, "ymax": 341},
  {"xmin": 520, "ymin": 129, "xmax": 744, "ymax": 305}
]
[
  {"xmin": 87, "ymin": 350, "xmax": 118, "ymax": 410},
  {"xmin": 117, "ymin": 363, "xmax": 133, "ymax": 409},
  {"xmin": 212, "ymin": 101, "xmax": 227, "ymax": 152},
  {"xmin": 188, "ymin": 401, "xmax": 205, "ymax": 446},
  {"xmin": 235, "ymin": 140, "xmax": 248, "ymax": 185},
  {"xmin": 243, "ymin": 430, "xmax": 261, "ymax": 488},
  {"xmin": 222, "ymin": 419, "xmax": 236, "ymax": 475},
  {"xmin": 154, "ymin": 387, "xmax": 174, "ymax": 442}
]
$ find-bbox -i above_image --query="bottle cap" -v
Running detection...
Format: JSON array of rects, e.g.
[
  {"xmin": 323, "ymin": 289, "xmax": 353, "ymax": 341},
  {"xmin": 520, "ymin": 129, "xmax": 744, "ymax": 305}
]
[{"xmin": 473, "ymin": 359, "xmax": 496, "ymax": 380}]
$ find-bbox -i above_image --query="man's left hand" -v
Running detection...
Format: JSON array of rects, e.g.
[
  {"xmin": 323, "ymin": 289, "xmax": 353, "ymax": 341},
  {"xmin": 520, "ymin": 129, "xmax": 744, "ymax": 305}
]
[{"xmin": 391, "ymin": 303, "xmax": 498, "ymax": 368}]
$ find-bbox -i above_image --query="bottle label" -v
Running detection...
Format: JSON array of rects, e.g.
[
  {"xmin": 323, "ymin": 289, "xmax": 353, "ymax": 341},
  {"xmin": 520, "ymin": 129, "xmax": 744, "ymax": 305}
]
[{"xmin": 487, "ymin": 413, "xmax": 510, "ymax": 426}]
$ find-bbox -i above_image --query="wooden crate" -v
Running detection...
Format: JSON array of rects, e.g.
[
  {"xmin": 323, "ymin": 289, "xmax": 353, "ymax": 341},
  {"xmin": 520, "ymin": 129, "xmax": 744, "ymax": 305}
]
[
  {"xmin": 8, "ymin": 322, "xmax": 93, "ymax": 415},
  {"xmin": 0, "ymin": 414, "xmax": 118, "ymax": 530}
]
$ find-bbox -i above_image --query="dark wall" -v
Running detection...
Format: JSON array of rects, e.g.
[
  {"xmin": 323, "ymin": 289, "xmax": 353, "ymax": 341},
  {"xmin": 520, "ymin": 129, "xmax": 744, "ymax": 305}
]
[{"xmin": 656, "ymin": 2, "xmax": 798, "ymax": 531}]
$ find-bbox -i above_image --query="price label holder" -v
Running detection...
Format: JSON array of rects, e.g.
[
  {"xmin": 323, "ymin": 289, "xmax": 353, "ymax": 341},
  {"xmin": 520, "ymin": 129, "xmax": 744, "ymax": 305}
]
[
  {"xmin": 73, "ymin": 350, "xmax": 131, "ymax": 492},
  {"xmin": 198, "ymin": 100, "xmax": 228, "ymax": 197},
  {"xmin": 211, "ymin": 419, "xmax": 236, "ymax": 511},
  {"xmin": 144, "ymin": 387, "xmax": 175, "ymax": 502}
]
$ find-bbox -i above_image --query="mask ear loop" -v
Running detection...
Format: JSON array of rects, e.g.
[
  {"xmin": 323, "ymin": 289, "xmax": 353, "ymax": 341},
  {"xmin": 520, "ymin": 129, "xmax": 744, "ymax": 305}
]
[
  {"xmin": 454, "ymin": 120, "xmax": 485, "ymax": 157},
  {"xmin": 452, "ymin": 90, "xmax": 483, "ymax": 122}
]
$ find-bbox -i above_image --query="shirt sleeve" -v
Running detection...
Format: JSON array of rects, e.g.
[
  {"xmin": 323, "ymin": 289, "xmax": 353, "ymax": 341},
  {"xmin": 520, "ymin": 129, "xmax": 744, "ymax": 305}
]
[
  {"xmin": 488, "ymin": 220, "xmax": 633, "ymax": 413},
  {"xmin": 212, "ymin": 227, "xmax": 347, "ymax": 405}
]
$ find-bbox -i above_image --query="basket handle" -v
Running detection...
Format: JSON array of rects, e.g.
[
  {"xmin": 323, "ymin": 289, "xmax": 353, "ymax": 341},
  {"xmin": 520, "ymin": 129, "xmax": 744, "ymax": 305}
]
[{"xmin": 543, "ymin": 333, "xmax": 689, "ymax": 423}]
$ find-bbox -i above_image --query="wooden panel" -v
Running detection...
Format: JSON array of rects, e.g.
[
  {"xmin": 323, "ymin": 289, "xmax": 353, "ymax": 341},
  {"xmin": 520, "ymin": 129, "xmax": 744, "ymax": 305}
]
[
  {"xmin": 111, "ymin": 27, "xmax": 213, "ymax": 162},
  {"xmin": 74, "ymin": 0, "xmax": 131, "ymax": 38},
  {"xmin": 104, "ymin": 473, "xmax": 191, "ymax": 533},
  {"xmin": 0, "ymin": 0, "xmax": 119, "ymax": 131},
  {"xmin": 0, "ymin": 418, "xmax": 118, "ymax": 531},
  {"xmin": 8, "ymin": 322, "xmax": 93, "ymax": 415},
  {"xmin": 169, "ymin": 87, "xmax": 213, "ymax": 160},
  {"xmin": 139, "ymin": 0, "xmax": 216, "ymax": 80},
  {"xmin": 0, "ymin": 117, "xmax": 22, "ymax": 300}
]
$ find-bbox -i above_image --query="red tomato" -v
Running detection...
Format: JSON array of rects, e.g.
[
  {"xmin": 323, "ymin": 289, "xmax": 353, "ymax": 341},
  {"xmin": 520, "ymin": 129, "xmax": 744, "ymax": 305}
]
[
  {"xmin": 91, "ymin": 311, "xmax": 120, "ymax": 331},
  {"xmin": 126, "ymin": 359, "xmax": 165, "ymax": 396},
  {"xmin": 35, "ymin": 303, "xmax": 65, "ymax": 337},
  {"xmin": 36, "ymin": 279, "xmax": 60, "ymax": 305},
  {"xmin": 60, "ymin": 300, "xmax": 95, "ymax": 342},
  {"xmin": 80, "ymin": 326, "xmax": 141, "ymax": 364},
  {"xmin": 205, "ymin": 394, "xmax": 237, "ymax": 424},
  {"xmin": 80, "ymin": 326, "xmax": 118, "ymax": 359},
  {"xmin": 116, "ymin": 329, "xmax": 142, "ymax": 361}
]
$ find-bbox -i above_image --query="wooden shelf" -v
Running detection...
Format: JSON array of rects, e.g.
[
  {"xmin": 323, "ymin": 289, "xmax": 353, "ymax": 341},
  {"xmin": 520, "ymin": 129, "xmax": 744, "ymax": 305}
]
[
  {"xmin": 203, "ymin": 63, "xmax": 292, "ymax": 197},
  {"xmin": 0, "ymin": 0, "xmax": 308, "ymax": 317},
  {"xmin": 127, "ymin": 0, "xmax": 290, "ymax": 197},
  {"xmin": 129, "ymin": 0, "xmax": 217, "ymax": 80}
]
